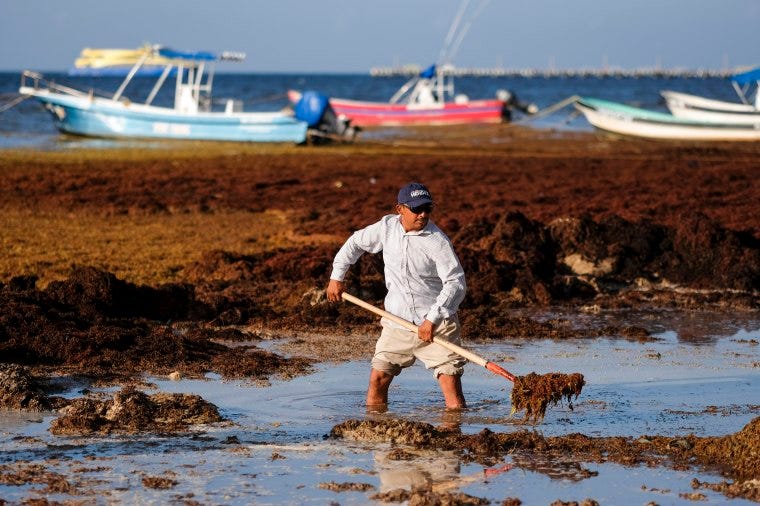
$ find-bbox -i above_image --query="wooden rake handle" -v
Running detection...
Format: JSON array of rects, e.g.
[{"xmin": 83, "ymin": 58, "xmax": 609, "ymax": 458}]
[{"xmin": 341, "ymin": 292, "xmax": 517, "ymax": 383}]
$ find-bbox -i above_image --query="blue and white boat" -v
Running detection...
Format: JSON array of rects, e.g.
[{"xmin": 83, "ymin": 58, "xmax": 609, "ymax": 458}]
[{"xmin": 19, "ymin": 45, "xmax": 345, "ymax": 144}]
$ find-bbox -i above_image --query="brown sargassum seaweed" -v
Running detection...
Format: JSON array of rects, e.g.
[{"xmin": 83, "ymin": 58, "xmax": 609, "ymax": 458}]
[{"xmin": 510, "ymin": 372, "xmax": 585, "ymax": 424}]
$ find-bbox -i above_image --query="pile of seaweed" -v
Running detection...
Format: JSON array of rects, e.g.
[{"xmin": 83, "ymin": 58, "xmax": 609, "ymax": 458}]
[
  {"xmin": 450, "ymin": 211, "xmax": 760, "ymax": 310},
  {"xmin": 0, "ymin": 267, "xmax": 312, "ymax": 382},
  {"xmin": 50, "ymin": 386, "xmax": 224, "ymax": 435},
  {"xmin": 182, "ymin": 211, "xmax": 760, "ymax": 335}
]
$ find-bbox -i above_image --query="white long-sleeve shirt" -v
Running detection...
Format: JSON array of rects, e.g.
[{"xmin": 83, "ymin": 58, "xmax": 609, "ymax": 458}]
[{"xmin": 330, "ymin": 214, "xmax": 466, "ymax": 327}]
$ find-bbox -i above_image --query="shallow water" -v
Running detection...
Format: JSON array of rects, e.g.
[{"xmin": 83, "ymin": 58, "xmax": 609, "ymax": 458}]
[{"xmin": 1, "ymin": 311, "xmax": 759, "ymax": 504}]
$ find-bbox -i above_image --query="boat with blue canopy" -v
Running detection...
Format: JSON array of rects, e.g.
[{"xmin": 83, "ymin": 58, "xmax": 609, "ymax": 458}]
[
  {"xmin": 19, "ymin": 44, "xmax": 351, "ymax": 143},
  {"xmin": 661, "ymin": 65, "xmax": 760, "ymax": 125}
]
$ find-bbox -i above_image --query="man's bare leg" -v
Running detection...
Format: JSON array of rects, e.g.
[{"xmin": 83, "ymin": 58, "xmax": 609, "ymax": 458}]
[
  {"xmin": 438, "ymin": 374, "xmax": 466, "ymax": 409},
  {"xmin": 367, "ymin": 368, "xmax": 394, "ymax": 408}
]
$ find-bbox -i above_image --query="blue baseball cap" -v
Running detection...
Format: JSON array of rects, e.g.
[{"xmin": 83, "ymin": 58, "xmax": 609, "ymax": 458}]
[{"xmin": 398, "ymin": 182, "xmax": 433, "ymax": 207}]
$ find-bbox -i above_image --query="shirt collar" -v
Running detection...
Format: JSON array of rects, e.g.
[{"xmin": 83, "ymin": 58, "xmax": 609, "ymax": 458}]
[{"xmin": 396, "ymin": 215, "xmax": 433, "ymax": 236}]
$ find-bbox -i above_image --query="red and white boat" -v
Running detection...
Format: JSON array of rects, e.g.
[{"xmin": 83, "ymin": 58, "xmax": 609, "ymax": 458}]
[{"xmin": 288, "ymin": 64, "xmax": 535, "ymax": 128}]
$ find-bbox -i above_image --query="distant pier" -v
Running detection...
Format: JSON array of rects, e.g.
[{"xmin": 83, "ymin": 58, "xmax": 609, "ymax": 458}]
[{"xmin": 369, "ymin": 65, "xmax": 736, "ymax": 78}]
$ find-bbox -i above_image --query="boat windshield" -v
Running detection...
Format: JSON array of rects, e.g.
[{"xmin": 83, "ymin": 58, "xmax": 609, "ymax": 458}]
[{"xmin": 389, "ymin": 64, "xmax": 455, "ymax": 105}]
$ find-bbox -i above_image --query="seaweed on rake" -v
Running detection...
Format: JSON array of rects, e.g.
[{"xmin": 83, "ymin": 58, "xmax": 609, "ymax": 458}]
[{"xmin": 510, "ymin": 372, "xmax": 585, "ymax": 424}]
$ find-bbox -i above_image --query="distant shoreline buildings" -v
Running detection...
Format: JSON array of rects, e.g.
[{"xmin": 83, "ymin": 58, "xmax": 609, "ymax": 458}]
[{"xmin": 369, "ymin": 65, "xmax": 738, "ymax": 78}]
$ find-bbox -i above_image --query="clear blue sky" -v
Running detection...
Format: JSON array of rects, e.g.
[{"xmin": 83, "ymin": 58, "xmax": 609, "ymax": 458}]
[{"xmin": 2, "ymin": 0, "xmax": 758, "ymax": 73}]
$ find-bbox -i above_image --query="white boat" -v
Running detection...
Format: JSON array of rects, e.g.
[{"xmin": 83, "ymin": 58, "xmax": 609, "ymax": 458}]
[
  {"xmin": 574, "ymin": 97, "xmax": 760, "ymax": 141},
  {"xmin": 661, "ymin": 66, "xmax": 760, "ymax": 124},
  {"xmin": 19, "ymin": 45, "xmax": 351, "ymax": 143}
]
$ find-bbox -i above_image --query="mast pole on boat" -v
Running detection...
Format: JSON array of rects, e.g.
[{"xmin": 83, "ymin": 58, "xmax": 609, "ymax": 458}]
[
  {"xmin": 444, "ymin": 0, "xmax": 490, "ymax": 65},
  {"xmin": 112, "ymin": 50, "xmax": 151, "ymax": 101},
  {"xmin": 146, "ymin": 65, "xmax": 173, "ymax": 105},
  {"xmin": 438, "ymin": 0, "xmax": 469, "ymax": 65},
  {"xmin": 435, "ymin": 0, "xmax": 491, "ymax": 101}
]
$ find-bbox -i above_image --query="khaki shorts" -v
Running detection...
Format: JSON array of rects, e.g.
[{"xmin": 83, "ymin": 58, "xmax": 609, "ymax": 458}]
[{"xmin": 371, "ymin": 316, "xmax": 466, "ymax": 378}]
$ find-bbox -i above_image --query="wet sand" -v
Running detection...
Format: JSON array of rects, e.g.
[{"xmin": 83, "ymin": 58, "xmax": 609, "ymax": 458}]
[{"xmin": 1, "ymin": 125, "xmax": 759, "ymax": 503}]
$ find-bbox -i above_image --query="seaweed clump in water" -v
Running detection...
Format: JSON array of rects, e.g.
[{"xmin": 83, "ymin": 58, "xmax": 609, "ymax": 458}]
[
  {"xmin": 511, "ymin": 372, "xmax": 585, "ymax": 424},
  {"xmin": 49, "ymin": 386, "xmax": 224, "ymax": 435}
]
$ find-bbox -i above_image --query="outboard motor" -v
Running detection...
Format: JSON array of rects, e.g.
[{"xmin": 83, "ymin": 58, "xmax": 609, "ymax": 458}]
[
  {"xmin": 496, "ymin": 89, "xmax": 538, "ymax": 121},
  {"xmin": 293, "ymin": 90, "xmax": 358, "ymax": 143}
]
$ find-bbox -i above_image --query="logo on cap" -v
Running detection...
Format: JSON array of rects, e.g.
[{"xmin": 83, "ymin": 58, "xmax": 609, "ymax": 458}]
[{"xmin": 398, "ymin": 182, "xmax": 434, "ymax": 207}]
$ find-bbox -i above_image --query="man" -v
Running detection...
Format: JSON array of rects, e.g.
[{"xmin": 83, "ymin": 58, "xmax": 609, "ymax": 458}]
[{"xmin": 326, "ymin": 182, "xmax": 467, "ymax": 409}]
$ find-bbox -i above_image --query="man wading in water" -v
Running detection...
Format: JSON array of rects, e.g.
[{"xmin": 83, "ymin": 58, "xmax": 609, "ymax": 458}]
[{"xmin": 326, "ymin": 182, "xmax": 468, "ymax": 410}]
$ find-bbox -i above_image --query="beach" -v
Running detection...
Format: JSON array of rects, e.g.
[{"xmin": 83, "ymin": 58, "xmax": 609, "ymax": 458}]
[{"xmin": 1, "ymin": 125, "xmax": 759, "ymax": 504}]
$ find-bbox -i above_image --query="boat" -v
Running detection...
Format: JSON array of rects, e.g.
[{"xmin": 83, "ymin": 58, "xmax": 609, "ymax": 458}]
[
  {"xmin": 20, "ymin": 45, "xmax": 352, "ymax": 144},
  {"xmin": 574, "ymin": 97, "xmax": 760, "ymax": 141},
  {"xmin": 288, "ymin": 0, "xmax": 534, "ymax": 128},
  {"xmin": 289, "ymin": 63, "xmax": 535, "ymax": 128},
  {"xmin": 661, "ymin": 66, "xmax": 760, "ymax": 124},
  {"xmin": 67, "ymin": 45, "xmax": 175, "ymax": 77}
]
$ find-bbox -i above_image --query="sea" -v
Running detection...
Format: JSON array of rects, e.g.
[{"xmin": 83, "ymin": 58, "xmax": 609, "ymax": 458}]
[{"xmin": 0, "ymin": 70, "xmax": 742, "ymax": 149}]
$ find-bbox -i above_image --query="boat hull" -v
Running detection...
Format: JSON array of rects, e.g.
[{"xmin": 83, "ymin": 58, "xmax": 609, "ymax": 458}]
[
  {"xmin": 292, "ymin": 91, "xmax": 506, "ymax": 127},
  {"xmin": 328, "ymin": 97, "xmax": 505, "ymax": 126},
  {"xmin": 575, "ymin": 97, "xmax": 760, "ymax": 141},
  {"xmin": 21, "ymin": 87, "xmax": 308, "ymax": 143},
  {"xmin": 662, "ymin": 90, "xmax": 760, "ymax": 125}
]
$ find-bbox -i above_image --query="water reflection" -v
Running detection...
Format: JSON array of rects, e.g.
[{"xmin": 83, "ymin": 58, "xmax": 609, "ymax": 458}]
[
  {"xmin": 374, "ymin": 448, "xmax": 461, "ymax": 493},
  {"xmin": 373, "ymin": 447, "xmax": 517, "ymax": 495},
  {"xmin": 510, "ymin": 453, "xmax": 598, "ymax": 481}
]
